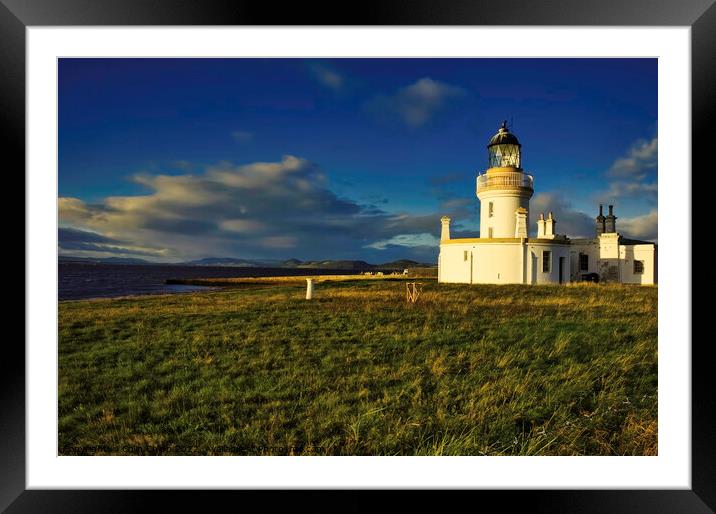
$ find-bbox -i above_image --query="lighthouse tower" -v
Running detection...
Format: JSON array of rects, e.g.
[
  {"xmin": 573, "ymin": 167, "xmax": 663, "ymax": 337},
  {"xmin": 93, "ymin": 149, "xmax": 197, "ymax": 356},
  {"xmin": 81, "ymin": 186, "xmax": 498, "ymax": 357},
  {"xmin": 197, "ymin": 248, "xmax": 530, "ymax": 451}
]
[{"xmin": 476, "ymin": 121, "xmax": 534, "ymax": 238}]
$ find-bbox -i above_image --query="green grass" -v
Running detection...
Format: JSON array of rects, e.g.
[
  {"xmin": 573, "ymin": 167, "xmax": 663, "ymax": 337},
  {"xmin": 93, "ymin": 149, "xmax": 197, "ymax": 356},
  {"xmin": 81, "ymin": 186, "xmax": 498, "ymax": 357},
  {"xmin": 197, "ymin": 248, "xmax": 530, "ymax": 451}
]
[{"xmin": 58, "ymin": 280, "xmax": 657, "ymax": 456}]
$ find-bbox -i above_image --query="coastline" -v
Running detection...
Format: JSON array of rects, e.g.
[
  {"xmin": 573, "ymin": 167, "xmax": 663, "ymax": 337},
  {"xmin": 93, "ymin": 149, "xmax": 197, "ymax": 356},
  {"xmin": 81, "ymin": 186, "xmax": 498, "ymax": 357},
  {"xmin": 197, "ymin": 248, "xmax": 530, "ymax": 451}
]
[{"xmin": 59, "ymin": 262, "xmax": 437, "ymax": 301}]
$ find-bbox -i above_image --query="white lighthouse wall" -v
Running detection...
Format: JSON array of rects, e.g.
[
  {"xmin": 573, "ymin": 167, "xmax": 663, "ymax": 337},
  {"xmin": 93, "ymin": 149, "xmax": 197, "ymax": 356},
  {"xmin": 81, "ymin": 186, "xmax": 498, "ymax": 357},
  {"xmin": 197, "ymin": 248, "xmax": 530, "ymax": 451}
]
[
  {"xmin": 439, "ymin": 242, "xmax": 525, "ymax": 284},
  {"xmin": 527, "ymin": 243, "xmax": 571, "ymax": 284},
  {"xmin": 569, "ymin": 239, "xmax": 656, "ymax": 284},
  {"xmin": 619, "ymin": 244, "xmax": 657, "ymax": 285},
  {"xmin": 569, "ymin": 240, "xmax": 600, "ymax": 281},
  {"xmin": 473, "ymin": 243, "xmax": 525, "ymax": 284},
  {"xmin": 478, "ymin": 193, "xmax": 530, "ymax": 238},
  {"xmin": 439, "ymin": 241, "xmax": 571, "ymax": 285},
  {"xmin": 438, "ymin": 243, "xmax": 474, "ymax": 283}
]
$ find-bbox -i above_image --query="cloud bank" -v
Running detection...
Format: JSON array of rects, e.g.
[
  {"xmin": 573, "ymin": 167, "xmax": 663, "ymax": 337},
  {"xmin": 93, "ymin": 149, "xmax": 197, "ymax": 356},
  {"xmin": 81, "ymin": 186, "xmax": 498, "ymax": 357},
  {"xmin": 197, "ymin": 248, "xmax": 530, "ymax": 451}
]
[
  {"xmin": 607, "ymin": 137, "xmax": 657, "ymax": 180},
  {"xmin": 58, "ymin": 227, "xmax": 169, "ymax": 258},
  {"xmin": 59, "ymin": 156, "xmax": 443, "ymax": 263},
  {"xmin": 530, "ymin": 192, "xmax": 595, "ymax": 238},
  {"xmin": 617, "ymin": 209, "xmax": 658, "ymax": 241},
  {"xmin": 601, "ymin": 137, "xmax": 658, "ymax": 206},
  {"xmin": 597, "ymin": 136, "xmax": 658, "ymax": 240}
]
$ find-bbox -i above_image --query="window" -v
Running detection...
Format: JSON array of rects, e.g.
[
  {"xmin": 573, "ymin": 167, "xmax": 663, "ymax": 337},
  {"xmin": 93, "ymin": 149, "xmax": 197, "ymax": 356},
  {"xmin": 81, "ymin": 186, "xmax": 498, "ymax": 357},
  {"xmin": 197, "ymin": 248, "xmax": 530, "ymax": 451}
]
[
  {"xmin": 542, "ymin": 250, "xmax": 551, "ymax": 273},
  {"xmin": 634, "ymin": 260, "xmax": 644, "ymax": 274},
  {"xmin": 488, "ymin": 202, "xmax": 494, "ymax": 218},
  {"xmin": 488, "ymin": 227, "xmax": 493, "ymax": 238},
  {"xmin": 579, "ymin": 253, "xmax": 589, "ymax": 271}
]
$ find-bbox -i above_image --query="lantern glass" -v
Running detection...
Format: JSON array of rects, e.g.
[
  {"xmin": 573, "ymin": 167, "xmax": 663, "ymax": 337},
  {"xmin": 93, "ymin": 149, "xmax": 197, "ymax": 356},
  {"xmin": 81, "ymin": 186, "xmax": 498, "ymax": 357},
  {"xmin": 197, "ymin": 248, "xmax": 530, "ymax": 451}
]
[{"xmin": 488, "ymin": 143, "xmax": 521, "ymax": 168}]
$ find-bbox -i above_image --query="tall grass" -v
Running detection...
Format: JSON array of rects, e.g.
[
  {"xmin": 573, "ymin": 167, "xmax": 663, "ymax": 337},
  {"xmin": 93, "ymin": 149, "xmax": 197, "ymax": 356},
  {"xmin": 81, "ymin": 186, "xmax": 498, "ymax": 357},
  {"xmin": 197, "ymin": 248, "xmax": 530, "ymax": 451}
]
[{"xmin": 58, "ymin": 280, "xmax": 657, "ymax": 455}]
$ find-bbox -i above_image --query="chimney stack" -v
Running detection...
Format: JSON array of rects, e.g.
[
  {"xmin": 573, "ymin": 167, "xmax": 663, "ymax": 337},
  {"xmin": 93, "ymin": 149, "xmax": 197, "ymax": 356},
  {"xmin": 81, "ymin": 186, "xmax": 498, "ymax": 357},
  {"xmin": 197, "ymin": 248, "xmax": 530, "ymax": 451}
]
[
  {"xmin": 605, "ymin": 204, "xmax": 617, "ymax": 233},
  {"xmin": 596, "ymin": 203, "xmax": 606, "ymax": 236},
  {"xmin": 440, "ymin": 216, "xmax": 452, "ymax": 241},
  {"xmin": 545, "ymin": 211, "xmax": 556, "ymax": 238},
  {"xmin": 537, "ymin": 212, "xmax": 545, "ymax": 238}
]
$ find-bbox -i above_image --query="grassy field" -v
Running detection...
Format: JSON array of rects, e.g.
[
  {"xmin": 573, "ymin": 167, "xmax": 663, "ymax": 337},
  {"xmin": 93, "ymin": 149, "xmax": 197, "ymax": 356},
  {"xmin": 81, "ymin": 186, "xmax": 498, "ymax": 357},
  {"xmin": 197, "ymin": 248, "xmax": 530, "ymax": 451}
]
[{"xmin": 58, "ymin": 280, "xmax": 657, "ymax": 456}]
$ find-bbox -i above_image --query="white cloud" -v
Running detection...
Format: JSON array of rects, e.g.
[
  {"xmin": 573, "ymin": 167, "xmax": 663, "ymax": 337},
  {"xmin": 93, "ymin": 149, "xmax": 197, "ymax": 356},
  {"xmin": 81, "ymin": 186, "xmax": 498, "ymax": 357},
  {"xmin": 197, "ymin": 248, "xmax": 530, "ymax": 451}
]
[
  {"xmin": 597, "ymin": 136, "xmax": 658, "ymax": 209},
  {"xmin": 310, "ymin": 64, "xmax": 344, "ymax": 90},
  {"xmin": 603, "ymin": 180, "xmax": 658, "ymax": 203},
  {"xmin": 206, "ymin": 156, "xmax": 311, "ymax": 189},
  {"xmin": 366, "ymin": 233, "xmax": 440, "ymax": 250},
  {"xmin": 58, "ymin": 197, "xmax": 95, "ymax": 223},
  {"xmin": 58, "ymin": 155, "xmax": 441, "ymax": 262},
  {"xmin": 368, "ymin": 77, "xmax": 466, "ymax": 127},
  {"xmin": 607, "ymin": 137, "xmax": 657, "ymax": 180},
  {"xmin": 58, "ymin": 227, "xmax": 169, "ymax": 258},
  {"xmin": 618, "ymin": 209, "xmax": 658, "ymax": 241}
]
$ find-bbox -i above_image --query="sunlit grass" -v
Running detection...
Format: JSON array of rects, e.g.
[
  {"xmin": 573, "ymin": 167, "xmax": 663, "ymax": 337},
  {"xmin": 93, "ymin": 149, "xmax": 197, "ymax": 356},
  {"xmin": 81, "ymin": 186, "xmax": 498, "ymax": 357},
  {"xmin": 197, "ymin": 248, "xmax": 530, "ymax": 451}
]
[{"xmin": 58, "ymin": 280, "xmax": 657, "ymax": 456}]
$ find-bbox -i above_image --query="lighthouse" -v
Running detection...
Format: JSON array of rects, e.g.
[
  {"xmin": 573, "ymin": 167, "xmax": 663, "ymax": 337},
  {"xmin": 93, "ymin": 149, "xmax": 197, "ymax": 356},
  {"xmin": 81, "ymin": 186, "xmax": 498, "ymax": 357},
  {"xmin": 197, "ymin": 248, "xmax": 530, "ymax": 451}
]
[
  {"xmin": 437, "ymin": 121, "xmax": 657, "ymax": 285},
  {"xmin": 476, "ymin": 121, "xmax": 534, "ymax": 239}
]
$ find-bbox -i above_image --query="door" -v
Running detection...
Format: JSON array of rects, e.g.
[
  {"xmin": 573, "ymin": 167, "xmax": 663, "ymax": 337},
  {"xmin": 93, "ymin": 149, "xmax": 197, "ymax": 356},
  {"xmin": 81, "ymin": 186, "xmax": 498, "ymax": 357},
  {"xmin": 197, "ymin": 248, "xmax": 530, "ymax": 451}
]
[{"xmin": 559, "ymin": 256, "xmax": 565, "ymax": 284}]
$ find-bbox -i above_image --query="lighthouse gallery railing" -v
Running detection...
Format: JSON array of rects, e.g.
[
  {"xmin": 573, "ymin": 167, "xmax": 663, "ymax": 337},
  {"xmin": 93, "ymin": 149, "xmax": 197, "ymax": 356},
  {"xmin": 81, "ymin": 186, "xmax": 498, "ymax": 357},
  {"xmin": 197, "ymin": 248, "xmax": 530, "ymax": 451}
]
[{"xmin": 476, "ymin": 173, "xmax": 534, "ymax": 193}]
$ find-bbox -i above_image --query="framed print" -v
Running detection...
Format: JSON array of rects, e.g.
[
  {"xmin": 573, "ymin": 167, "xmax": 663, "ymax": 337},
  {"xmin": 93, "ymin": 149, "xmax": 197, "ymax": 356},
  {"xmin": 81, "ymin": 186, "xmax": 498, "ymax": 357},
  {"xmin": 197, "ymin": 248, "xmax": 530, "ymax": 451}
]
[{"xmin": 5, "ymin": 0, "xmax": 714, "ymax": 511}]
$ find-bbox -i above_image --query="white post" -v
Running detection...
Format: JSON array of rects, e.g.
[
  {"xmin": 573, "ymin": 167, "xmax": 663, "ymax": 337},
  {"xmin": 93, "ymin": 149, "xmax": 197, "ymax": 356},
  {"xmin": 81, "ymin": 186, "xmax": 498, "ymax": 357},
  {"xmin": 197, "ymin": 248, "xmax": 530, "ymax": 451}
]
[{"xmin": 306, "ymin": 278, "xmax": 314, "ymax": 299}]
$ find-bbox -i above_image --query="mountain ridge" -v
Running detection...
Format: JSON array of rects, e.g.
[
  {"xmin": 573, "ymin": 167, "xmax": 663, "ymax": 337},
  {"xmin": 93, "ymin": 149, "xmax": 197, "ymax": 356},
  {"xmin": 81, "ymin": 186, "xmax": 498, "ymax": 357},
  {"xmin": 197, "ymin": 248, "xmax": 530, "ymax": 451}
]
[{"xmin": 59, "ymin": 255, "xmax": 435, "ymax": 269}]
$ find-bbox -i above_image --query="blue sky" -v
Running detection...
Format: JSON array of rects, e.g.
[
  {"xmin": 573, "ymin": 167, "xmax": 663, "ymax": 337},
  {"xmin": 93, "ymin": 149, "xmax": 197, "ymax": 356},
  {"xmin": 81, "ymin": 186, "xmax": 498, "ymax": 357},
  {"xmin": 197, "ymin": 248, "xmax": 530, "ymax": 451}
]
[{"xmin": 58, "ymin": 58, "xmax": 657, "ymax": 263}]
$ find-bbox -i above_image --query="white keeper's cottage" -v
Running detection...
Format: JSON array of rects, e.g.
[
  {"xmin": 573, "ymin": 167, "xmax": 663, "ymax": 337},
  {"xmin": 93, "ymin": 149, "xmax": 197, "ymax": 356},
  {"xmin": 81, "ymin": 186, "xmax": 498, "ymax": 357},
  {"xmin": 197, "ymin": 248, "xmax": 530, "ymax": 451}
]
[{"xmin": 438, "ymin": 122, "xmax": 657, "ymax": 285}]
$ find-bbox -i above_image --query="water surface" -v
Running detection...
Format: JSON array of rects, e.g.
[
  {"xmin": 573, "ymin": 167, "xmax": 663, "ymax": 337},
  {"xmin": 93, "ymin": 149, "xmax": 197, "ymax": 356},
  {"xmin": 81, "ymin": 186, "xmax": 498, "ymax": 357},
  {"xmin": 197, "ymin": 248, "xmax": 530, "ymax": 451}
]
[{"xmin": 59, "ymin": 262, "xmax": 364, "ymax": 301}]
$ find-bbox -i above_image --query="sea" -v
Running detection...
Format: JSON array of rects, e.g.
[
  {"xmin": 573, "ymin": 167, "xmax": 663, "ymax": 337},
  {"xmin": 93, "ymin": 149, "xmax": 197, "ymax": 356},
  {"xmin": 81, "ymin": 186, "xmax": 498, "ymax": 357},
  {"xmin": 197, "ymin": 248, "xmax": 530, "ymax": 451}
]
[{"xmin": 59, "ymin": 262, "xmax": 370, "ymax": 301}]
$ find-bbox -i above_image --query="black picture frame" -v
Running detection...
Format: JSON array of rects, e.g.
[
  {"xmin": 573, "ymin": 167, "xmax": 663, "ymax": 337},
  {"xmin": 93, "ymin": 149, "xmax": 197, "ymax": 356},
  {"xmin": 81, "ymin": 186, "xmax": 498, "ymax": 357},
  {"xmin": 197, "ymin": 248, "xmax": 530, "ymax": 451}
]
[{"xmin": 5, "ymin": 0, "xmax": 713, "ymax": 511}]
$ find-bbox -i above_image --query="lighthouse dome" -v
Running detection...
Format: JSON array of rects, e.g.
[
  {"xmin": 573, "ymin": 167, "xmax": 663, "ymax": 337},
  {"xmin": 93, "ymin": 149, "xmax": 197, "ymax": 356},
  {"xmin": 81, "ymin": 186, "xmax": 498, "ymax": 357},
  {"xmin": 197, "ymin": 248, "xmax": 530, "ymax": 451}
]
[{"xmin": 487, "ymin": 121, "xmax": 521, "ymax": 148}]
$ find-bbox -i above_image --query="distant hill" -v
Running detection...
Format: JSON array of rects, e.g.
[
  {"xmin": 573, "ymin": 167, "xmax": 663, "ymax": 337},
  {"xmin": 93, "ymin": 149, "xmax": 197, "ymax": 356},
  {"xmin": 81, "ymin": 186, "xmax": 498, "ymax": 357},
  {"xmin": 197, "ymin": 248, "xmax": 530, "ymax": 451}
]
[
  {"xmin": 379, "ymin": 259, "xmax": 425, "ymax": 269},
  {"xmin": 288, "ymin": 260, "xmax": 373, "ymax": 270},
  {"xmin": 60, "ymin": 255, "xmax": 436, "ymax": 269},
  {"xmin": 279, "ymin": 259, "xmax": 431, "ymax": 270},
  {"xmin": 182, "ymin": 257, "xmax": 433, "ymax": 269},
  {"xmin": 183, "ymin": 257, "xmax": 282, "ymax": 267}
]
